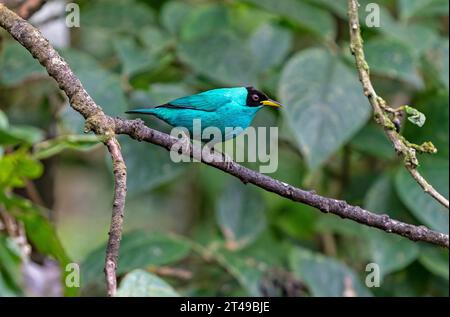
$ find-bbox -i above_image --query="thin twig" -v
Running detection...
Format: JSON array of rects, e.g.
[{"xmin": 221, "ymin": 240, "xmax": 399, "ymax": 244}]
[
  {"xmin": 347, "ymin": 0, "xmax": 449, "ymax": 209},
  {"xmin": 104, "ymin": 138, "xmax": 127, "ymax": 297}
]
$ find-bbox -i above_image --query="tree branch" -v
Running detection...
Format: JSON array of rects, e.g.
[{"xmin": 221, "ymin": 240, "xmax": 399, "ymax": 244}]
[
  {"xmin": 0, "ymin": 4, "xmax": 448, "ymax": 301},
  {"xmin": 0, "ymin": 4, "xmax": 126, "ymax": 296},
  {"xmin": 113, "ymin": 118, "xmax": 449, "ymax": 248},
  {"xmin": 347, "ymin": 0, "xmax": 449, "ymax": 209}
]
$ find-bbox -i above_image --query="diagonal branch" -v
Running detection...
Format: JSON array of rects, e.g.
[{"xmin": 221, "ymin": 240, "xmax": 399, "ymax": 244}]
[
  {"xmin": 347, "ymin": 0, "xmax": 449, "ymax": 209},
  {"xmin": 0, "ymin": 4, "xmax": 126, "ymax": 296},
  {"xmin": 114, "ymin": 118, "xmax": 449, "ymax": 248}
]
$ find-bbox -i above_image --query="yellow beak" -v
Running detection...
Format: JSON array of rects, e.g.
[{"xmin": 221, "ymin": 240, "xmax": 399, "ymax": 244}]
[{"xmin": 261, "ymin": 99, "xmax": 282, "ymax": 107}]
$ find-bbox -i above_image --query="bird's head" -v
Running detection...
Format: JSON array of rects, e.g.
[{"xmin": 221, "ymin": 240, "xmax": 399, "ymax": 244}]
[{"xmin": 245, "ymin": 86, "xmax": 282, "ymax": 108}]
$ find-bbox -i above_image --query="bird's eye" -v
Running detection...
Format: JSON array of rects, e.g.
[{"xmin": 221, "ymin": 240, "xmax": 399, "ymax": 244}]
[{"xmin": 252, "ymin": 94, "xmax": 260, "ymax": 101}]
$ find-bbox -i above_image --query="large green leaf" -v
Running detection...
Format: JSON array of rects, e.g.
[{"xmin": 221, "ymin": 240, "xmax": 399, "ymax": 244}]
[
  {"xmin": 418, "ymin": 245, "xmax": 449, "ymax": 280},
  {"xmin": 210, "ymin": 247, "xmax": 266, "ymax": 296},
  {"xmin": 351, "ymin": 124, "xmax": 395, "ymax": 160},
  {"xmin": 245, "ymin": 0, "xmax": 335, "ymax": 40},
  {"xmin": 116, "ymin": 269, "xmax": 179, "ymax": 297},
  {"xmin": 180, "ymin": 4, "xmax": 230, "ymax": 41},
  {"xmin": 82, "ymin": 0, "xmax": 155, "ymax": 32},
  {"xmin": 1, "ymin": 195, "xmax": 75, "ymax": 296},
  {"xmin": 0, "ymin": 234, "xmax": 22, "ymax": 296},
  {"xmin": 139, "ymin": 26, "xmax": 173, "ymax": 55},
  {"xmin": 427, "ymin": 40, "xmax": 449, "ymax": 90},
  {"xmin": 378, "ymin": 9, "xmax": 440, "ymax": 57},
  {"xmin": 395, "ymin": 157, "xmax": 449, "ymax": 233},
  {"xmin": 249, "ymin": 23, "xmax": 292, "ymax": 71},
  {"xmin": 365, "ymin": 37, "xmax": 423, "ymax": 88},
  {"xmin": 0, "ymin": 150, "xmax": 43, "ymax": 188},
  {"xmin": 0, "ymin": 41, "xmax": 45, "ymax": 86},
  {"xmin": 113, "ymin": 38, "xmax": 158, "ymax": 77},
  {"xmin": 5, "ymin": 196, "xmax": 71, "ymax": 266},
  {"xmin": 364, "ymin": 175, "xmax": 419, "ymax": 278},
  {"xmin": 61, "ymin": 49, "xmax": 128, "ymax": 115},
  {"xmin": 289, "ymin": 247, "xmax": 372, "ymax": 297},
  {"xmin": 81, "ymin": 231, "xmax": 191, "ymax": 285},
  {"xmin": 178, "ymin": 32, "xmax": 258, "ymax": 86},
  {"xmin": 279, "ymin": 48, "xmax": 371, "ymax": 169},
  {"xmin": 161, "ymin": 1, "xmax": 194, "ymax": 35},
  {"xmin": 216, "ymin": 180, "xmax": 266, "ymax": 250},
  {"xmin": 60, "ymin": 49, "xmax": 128, "ymax": 132},
  {"xmin": 398, "ymin": 0, "xmax": 449, "ymax": 20}
]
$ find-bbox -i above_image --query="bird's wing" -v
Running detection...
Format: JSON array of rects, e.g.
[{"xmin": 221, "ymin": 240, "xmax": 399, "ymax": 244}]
[{"xmin": 157, "ymin": 91, "xmax": 232, "ymax": 112}]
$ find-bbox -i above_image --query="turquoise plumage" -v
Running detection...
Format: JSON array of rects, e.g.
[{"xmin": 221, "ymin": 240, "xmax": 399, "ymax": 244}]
[{"xmin": 126, "ymin": 86, "xmax": 281, "ymax": 142}]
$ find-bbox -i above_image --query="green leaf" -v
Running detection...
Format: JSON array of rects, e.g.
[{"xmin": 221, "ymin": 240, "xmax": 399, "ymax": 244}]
[
  {"xmin": 0, "ymin": 234, "xmax": 22, "ymax": 296},
  {"xmin": 0, "ymin": 124, "xmax": 45, "ymax": 146},
  {"xmin": 279, "ymin": 48, "xmax": 371, "ymax": 169},
  {"xmin": 139, "ymin": 26, "xmax": 173, "ymax": 54},
  {"xmin": 161, "ymin": 1, "xmax": 194, "ymax": 35},
  {"xmin": 379, "ymin": 10, "xmax": 439, "ymax": 57},
  {"xmin": 427, "ymin": 39, "xmax": 449, "ymax": 90},
  {"xmin": 351, "ymin": 124, "xmax": 395, "ymax": 160},
  {"xmin": 249, "ymin": 23, "xmax": 292, "ymax": 71},
  {"xmin": 289, "ymin": 247, "xmax": 372, "ymax": 297},
  {"xmin": 113, "ymin": 37, "xmax": 158, "ymax": 77},
  {"xmin": 116, "ymin": 135, "xmax": 184, "ymax": 196},
  {"xmin": 210, "ymin": 247, "xmax": 266, "ymax": 296},
  {"xmin": 216, "ymin": 180, "xmax": 266, "ymax": 250},
  {"xmin": 60, "ymin": 49, "xmax": 128, "ymax": 132},
  {"xmin": 364, "ymin": 175, "xmax": 419, "ymax": 278},
  {"xmin": 180, "ymin": 4, "xmax": 230, "ymax": 41},
  {"xmin": 178, "ymin": 32, "xmax": 258, "ymax": 86},
  {"xmin": 404, "ymin": 105, "xmax": 426, "ymax": 127},
  {"xmin": 82, "ymin": 231, "xmax": 191, "ymax": 285},
  {"xmin": 1, "ymin": 195, "xmax": 75, "ymax": 296},
  {"xmin": 365, "ymin": 38, "xmax": 423, "ymax": 88},
  {"xmin": 418, "ymin": 245, "xmax": 449, "ymax": 280},
  {"xmin": 245, "ymin": 0, "xmax": 335, "ymax": 40},
  {"xmin": 33, "ymin": 135, "xmax": 101, "ymax": 160},
  {"xmin": 0, "ymin": 150, "xmax": 43, "ymax": 188},
  {"xmin": 0, "ymin": 41, "xmax": 45, "ymax": 86},
  {"xmin": 116, "ymin": 269, "xmax": 179, "ymax": 297},
  {"xmin": 5, "ymin": 196, "xmax": 71, "ymax": 266},
  {"xmin": 398, "ymin": 0, "xmax": 449, "ymax": 20},
  {"xmin": 395, "ymin": 157, "xmax": 449, "ymax": 233},
  {"xmin": 82, "ymin": 0, "xmax": 155, "ymax": 32}
]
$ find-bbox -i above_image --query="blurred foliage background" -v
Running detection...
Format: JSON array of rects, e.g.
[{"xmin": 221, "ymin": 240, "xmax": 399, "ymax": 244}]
[{"xmin": 0, "ymin": 0, "xmax": 448, "ymax": 297}]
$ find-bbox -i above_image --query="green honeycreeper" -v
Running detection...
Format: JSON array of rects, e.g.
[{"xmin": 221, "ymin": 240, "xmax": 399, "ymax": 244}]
[{"xmin": 126, "ymin": 86, "xmax": 281, "ymax": 142}]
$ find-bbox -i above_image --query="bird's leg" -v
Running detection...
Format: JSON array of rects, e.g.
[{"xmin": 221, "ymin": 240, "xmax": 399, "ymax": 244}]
[
  {"xmin": 214, "ymin": 144, "xmax": 234, "ymax": 169},
  {"xmin": 180, "ymin": 130, "xmax": 192, "ymax": 156}
]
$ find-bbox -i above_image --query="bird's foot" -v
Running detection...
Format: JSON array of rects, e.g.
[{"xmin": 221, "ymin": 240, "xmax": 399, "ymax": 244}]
[
  {"xmin": 220, "ymin": 150, "xmax": 235, "ymax": 170},
  {"xmin": 180, "ymin": 130, "xmax": 192, "ymax": 155}
]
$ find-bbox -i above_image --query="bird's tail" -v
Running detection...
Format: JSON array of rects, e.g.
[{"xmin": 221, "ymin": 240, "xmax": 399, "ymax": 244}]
[{"xmin": 125, "ymin": 108, "xmax": 158, "ymax": 116}]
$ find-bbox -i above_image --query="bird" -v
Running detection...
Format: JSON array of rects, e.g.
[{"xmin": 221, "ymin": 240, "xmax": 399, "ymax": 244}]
[{"xmin": 126, "ymin": 86, "xmax": 281, "ymax": 143}]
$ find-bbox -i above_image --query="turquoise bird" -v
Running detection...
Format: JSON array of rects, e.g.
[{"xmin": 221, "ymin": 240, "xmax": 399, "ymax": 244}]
[{"xmin": 126, "ymin": 86, "xmax": 281, "ymax": 142}]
